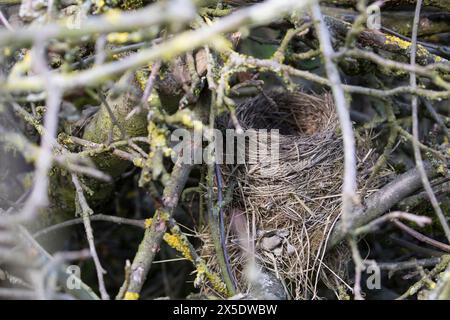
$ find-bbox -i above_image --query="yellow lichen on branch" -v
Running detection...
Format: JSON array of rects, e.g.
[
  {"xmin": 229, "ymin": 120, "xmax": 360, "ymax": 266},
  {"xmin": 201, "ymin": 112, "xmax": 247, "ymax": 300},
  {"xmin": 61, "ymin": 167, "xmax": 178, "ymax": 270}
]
[
  {"xmin": 163, "ymin": 233, "xmax": 193, "ymax": 261},
  {"xmin": 195, "ymin": 261, "xmax": 229, "ymax": 296},
  {"xmin": 123, "ymin": 291, "xmax": 140, "ymax": 300},
  {"xmin": 384, "ymin": 34, "xmax": 443, "ymax": 64},
  {"xmin": 144, "ymin": 215, "xmax": 229, "ymax": 296},
  {"xmin": 106, "ymin": 32, "xmax": 142, "ymax": 44}
]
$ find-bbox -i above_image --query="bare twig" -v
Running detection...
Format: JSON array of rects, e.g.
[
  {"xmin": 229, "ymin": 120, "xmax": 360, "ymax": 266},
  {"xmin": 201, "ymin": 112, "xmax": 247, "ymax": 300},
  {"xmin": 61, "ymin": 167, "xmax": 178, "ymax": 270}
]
[
  {"xmin": 422, "ymin": 99, "xmax": 450, "ymax": 140},
  {"xmin": 409, "ymin": 0, "xmax": 450, "ymax": 243},
  {"xmin": 207, "ymin": 94, "xmax": 236, "ymax": 295},
  {"xmin": 0, "ymin": 9, "xmax": 13, "ymax": 31},
  {"xmin": 311, "ymin": 3, "xmax": 361, "ymax": 300},
  {"xmin": 5, "ymin": 68, "xmax": 62, "ymax": 225},
  {"xmin": 373, "ymin": 257, "xmax": 442, "ymax": 272},
  {"xmin": 18, "ymin": 227, "xmax": 100, "ymax": 300},
  {"xmin": 311, "ymin": 3, "xmax": 358, "ymax": 235},
  {"xmin": 126, "ymin": 60, "xmax": 162, "ymax": 120},
  {"xmin": 393, "ymin": 220, "xmax": 450, "ymax": 254},
  {"xmin": 32, "ymin": 214, "xmax": 145, "ymax": 238},
  {"xmin": 71, "ymin": 174, "xmax": 110, "ymax": 300},
  {"xmin": 354, "ymin": 211, "xmax": 431, "ymax": 236}
]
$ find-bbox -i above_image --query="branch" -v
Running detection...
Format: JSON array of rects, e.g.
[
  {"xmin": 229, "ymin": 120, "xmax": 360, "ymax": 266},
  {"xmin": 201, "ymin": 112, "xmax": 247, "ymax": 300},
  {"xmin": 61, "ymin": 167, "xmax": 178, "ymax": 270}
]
[
  {"xmin": 32, "ymin": 214, "xmax": 145, "ymax": 238},
  {"xmin": 0, "ymin": 0, "xmax": 196, "ymax": 47},
  {"xmin": 328, "ymin": 162, "xmax": 440, "ymax": 249},
  {"xmin": 222, "ymin": 53, "xmax": 450, "ymax": 101},
  {"xmin": 122, "ymin": 154, "xmax": 195, "ymax": 299},
  {"xmin": 353, "ymin": 211, "xmax": 432, "ymax": 237},
  {"xmin": 409, "ymin": 0, "xmax": 450, "ymax": 243},
  {"xmin": 2, "ymin": 0, "xmax": 316, "ymax": 92},
  {"xmin": 18, "ymin": 226, "xmax": 100, "ymax": 300},
  {"xmin": 311, "ymin": 3, "xmax": 357, "ymax": 235},
  {"xmin": 71, "ymin": 174, "xmax": 109, "ymax": 300},
  {"xmin": 393, "ymin": 220, "xmax": 450, "ymax": 253}
]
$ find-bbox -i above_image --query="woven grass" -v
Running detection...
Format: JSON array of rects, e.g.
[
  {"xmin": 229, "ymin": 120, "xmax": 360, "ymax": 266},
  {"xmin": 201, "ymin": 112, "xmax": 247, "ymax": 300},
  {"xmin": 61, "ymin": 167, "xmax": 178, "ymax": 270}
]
[{"xmin": 199, "ymin": 90, "xmax": 378, "ymax": 299}]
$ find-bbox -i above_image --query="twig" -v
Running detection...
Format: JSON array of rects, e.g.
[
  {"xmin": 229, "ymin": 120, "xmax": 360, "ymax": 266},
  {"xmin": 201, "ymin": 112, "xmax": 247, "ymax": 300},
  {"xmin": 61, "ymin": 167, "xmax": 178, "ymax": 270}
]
[
  {"xmin": 393, "ymin": 220, "xmax": 450, "ymax": 254},
  {"xmin": 354, "ymin": 211, "xmax": 431, "ymax": 236},
  {"xmin": 397, "ymin": 255, "xmax": 450, "ymax": 300},
  {"xmin": 141, "ymin": 60, "xmax": 161, "ymax": 106},
  {"xmin": 374, "ymin": 257, "xmax": 442, "ymax": 272},
  {"xmin": 390, "ymin": 235, "xmax": 445, "ymax": 257},
  {"xmin": 206, "ymin": 93, "xmax": 236, "ymax": 295},
  {"xmin": 116, "ymin": 260, "xmax": 132, "ymax": 300},
  {"xmin": 273, "ymin": 24, "xmax": 312, "ymax": 63},
  {"xmin": 422, "ymin": 99, "xmax": 450, "ymax": 140},
  {"xmin": 126, "ymin": 60, "xmax": 162, "ymax": 120},
  {"xmin": 5, "ymin": 73, "xmax": 62, "ymax": 225},
  {"xmin": 335, "ymin": 48, "xmax": 450, "ymax": 91},
  {"xmin": 0, "ymin": 127, "xmax": 110, "ymax": 182},
  {"xmin": 409, "ymin": 0, "xmax": 450, "ymax": 243},
  {"xmin": 348, "ymin": 238, "xmax": 364, "ymax": 300},
  {"xmin": 32, "ymin": 214, "xmax": 145, "ymax": 238},
  {"xmin": 17, "ymin": 226, "xmax": 100, "ymax": 300},
  {"xmin": 68, "ymin": 135, "xmax": 145, "ymax": 163},
  {"xmin": 311, "ymin": 3, "xmax": 361, "ymax": 299},
  {"xmin": 38, "ymin": 249, "xmax": 91, "ymax": 299},
  {"xmin": 0, "ymin": 268, "xmax": 32, "ymax": 289},
  {"xmin": 71, "ymin": 174, "xmax": 110, "ymax": 300},
  {"xmin": 396, "ymin": 125, "xmax": 446, "ymax": 161},
  {"xmin": 312, "ymin": 3, "xmax": 357, "ymax": 234},
  {"xmin": 224, "ymin": 52, "xmax": 450, "ymax": 108},
  {"xmin": 0, "ymin": 9, "xmax": 13, "ymax": 31}
]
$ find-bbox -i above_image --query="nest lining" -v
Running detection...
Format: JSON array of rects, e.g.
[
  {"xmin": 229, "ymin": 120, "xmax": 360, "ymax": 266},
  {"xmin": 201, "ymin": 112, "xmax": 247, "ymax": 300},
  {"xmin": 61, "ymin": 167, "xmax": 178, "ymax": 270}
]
[{"xmin": 200, "ymin": 90, "xmax": 376, "ymax": 299}]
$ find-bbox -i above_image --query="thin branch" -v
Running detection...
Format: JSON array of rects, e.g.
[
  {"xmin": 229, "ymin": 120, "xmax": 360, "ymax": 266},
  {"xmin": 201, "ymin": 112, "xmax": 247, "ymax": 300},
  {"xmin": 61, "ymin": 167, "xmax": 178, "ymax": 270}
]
[
  {"xmin": 32, "ymin": 214, "xmax": 145, "ymax": 238},
  {"xmin": 0, "ymin": 0, "xmax": 196, "ymax": 47},
  {"xmin": 422, "ymin": 99, "xmax": 450, "ymax": 140},
  {"xmin": 311, "ymin": 3, "xmax": 358, "ymax": 235},
  {"xmin": 393, "ymin": 220, "xmax": 450, "ymax": 254},
  {"xmin": 5, "ymin": 74, "xmax": 62, "ymax": 225},
  {"xmin": 126, "ymin": 60, "xmax": 162, "ymax": 120},
  {"xmin": 312, "ymin": 3, "xmax": 362, "ymax": 300},
  {"xmin": 18, "ymin": 226, "xmax": 100, "ymax": 300},
  {"xmin": 409, "ymin": 0, "xmax": 450, "ymax": 243},
  {"xmin": 2, "ymin": 0, "xmax": 317, "ymax": 93},
  {"xmin": 71, "ymin": 174, "xmax": 110, "ymax": 300},
  {"xmin": 353, "ymin": 211, "xmax": 431, "ymax": 236},
  {"xmin": 0, "ymin": 9, "xmax": 13, "ymax": 31},
  {"xmin": 373, "ymin": 257, "xmax": 442, "ymax": 272}
]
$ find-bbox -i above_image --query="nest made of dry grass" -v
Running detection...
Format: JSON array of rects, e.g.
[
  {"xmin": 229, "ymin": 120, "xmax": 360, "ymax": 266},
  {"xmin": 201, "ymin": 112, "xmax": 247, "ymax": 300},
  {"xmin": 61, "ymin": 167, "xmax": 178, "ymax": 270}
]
[{"xmin": 199, "ymin": 90, "xmax": 378, "ymax": 300}]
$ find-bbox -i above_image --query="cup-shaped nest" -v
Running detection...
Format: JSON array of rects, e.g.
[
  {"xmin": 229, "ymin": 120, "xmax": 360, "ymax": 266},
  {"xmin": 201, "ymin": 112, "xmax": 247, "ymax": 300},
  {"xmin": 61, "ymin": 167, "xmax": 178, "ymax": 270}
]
[{"xmin": 199, "ymin": 90, "xmax": 376, "ymax": 299}]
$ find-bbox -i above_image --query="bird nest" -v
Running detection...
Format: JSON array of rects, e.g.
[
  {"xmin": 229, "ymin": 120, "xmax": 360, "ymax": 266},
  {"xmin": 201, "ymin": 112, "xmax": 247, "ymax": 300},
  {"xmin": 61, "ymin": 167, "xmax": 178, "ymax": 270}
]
[{"xmin": 198, "ymin": 90, "xmax": 377, "ymax": 299}]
